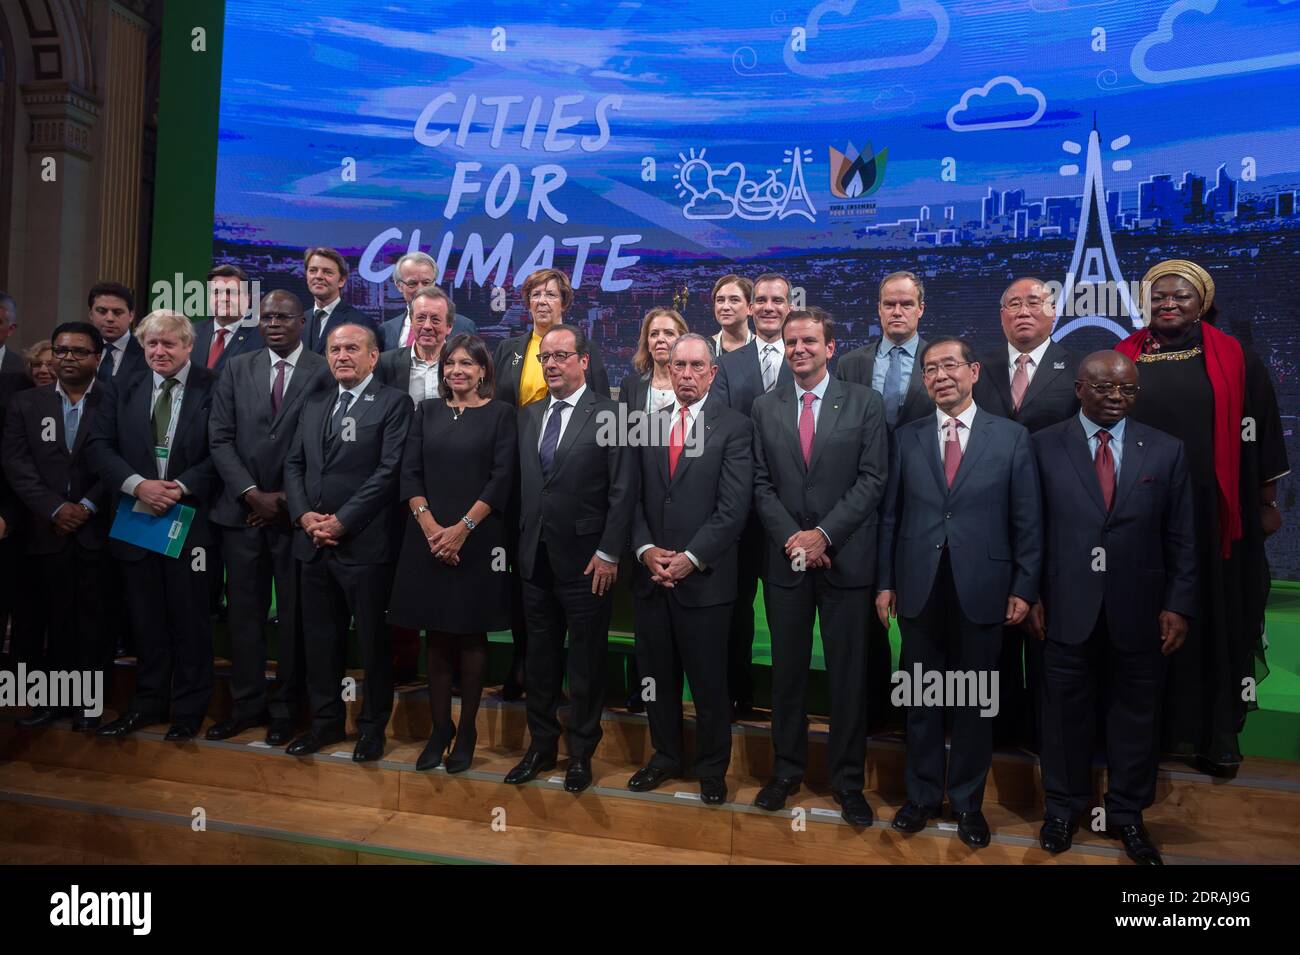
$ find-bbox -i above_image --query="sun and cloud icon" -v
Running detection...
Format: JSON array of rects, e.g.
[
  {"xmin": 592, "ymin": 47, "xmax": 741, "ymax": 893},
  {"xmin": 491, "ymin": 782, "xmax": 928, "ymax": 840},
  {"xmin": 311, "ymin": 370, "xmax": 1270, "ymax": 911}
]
[
  {"xmin": 1130, "ymin": 0, "xmax": 1300, "ymax": 84},
  {"xmin": 783, "ymin": 0, "xmax": 950, "ymax": 77},
  {"xmin": 945, "ymin": 75, "xmax": 1047, "ymax": 132}
]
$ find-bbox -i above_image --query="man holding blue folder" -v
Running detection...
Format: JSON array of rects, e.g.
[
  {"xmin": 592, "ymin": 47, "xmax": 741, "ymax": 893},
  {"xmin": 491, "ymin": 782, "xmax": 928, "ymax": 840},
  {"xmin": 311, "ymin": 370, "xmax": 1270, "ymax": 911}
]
[{"xmin": 86, "ymin": 310, "xmax": 220, "ymax": 742}]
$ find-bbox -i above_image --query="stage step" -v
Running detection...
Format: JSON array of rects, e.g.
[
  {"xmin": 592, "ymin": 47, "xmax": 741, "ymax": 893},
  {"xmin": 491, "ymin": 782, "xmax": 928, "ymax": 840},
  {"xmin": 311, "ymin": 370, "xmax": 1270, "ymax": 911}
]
[{"xmin": 3, "ymin": 718, "xmax": 1296, "ymax": 864}]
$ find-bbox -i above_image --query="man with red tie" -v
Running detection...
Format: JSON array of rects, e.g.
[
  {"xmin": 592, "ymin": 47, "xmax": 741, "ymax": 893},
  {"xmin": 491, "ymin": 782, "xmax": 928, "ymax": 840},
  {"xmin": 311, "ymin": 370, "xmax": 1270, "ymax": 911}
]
[
  {"xmin": 1027, "ymin": 351, "xmax": 1195, "ymax": 864},
  {"xmin": 193, "ymin": 264, "xmax": 264, "ymax": 373},
  {"xmin": 877, "ymin": 336, "xmax": 1042, "ymax": 849}
]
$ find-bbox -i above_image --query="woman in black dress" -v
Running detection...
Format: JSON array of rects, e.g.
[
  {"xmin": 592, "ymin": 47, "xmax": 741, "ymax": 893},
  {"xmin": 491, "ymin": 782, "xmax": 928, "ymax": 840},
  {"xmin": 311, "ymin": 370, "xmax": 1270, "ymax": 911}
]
[
  {"xmin": 1117, "ymin": 259, "xmax": 1288, "ymax": 778},
  {"xmin": 390, "ymin": 334, "xmax": 517, "ymax": 772}
]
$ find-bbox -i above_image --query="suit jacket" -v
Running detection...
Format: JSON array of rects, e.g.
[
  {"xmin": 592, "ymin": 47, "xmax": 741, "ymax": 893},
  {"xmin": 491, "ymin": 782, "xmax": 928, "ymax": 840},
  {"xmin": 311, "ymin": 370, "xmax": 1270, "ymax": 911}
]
[
  {"xmin": 84, "ymin": 363, "xmax": 221, "ymax": 562},
  {"xmin": 973, "ymin": 339, "xmax": 1080, "ymax": 434},
  {"xmin": 751, "ymin": 376, "xmax": 888, "ymax": 589},
  {"xmin": 283, "ymin": 377, "xmax": 412, "ymax": 563},
  {"xmin": 2, "ymin": 381, "xmax": 112, "ymax": 553},
  {"xmin": 380, "ymin": 310, "xmax": 476, "ymax": 351},
  {"xmin": 878, "ymin": 408, "xmax": 1042, "ymax": 625},
  {"xmin": 630, "ymin": 396, "xmax": 753, "ymax": 607},
  {"xmin": 1032, "ymin": 417, "xmax": 1196, "ymax": 648},
  {"xmin": 98, "ymin": 335, "xmax": 149, "ymax": 383},
  {"xmin": 0, "ymin": 369, "xmax": 34, "ymax": 533},
  {"xmin": 208, "ymin": 347, "xmax": 332, "ymax": 528},
  {"xmin": 0, "ymin": 348, "xmax": 25, "ymax": 376},
  {"xmin": 192, "ymin": 318, "xmax": 264, "ymax": 372},
  {"xmin": 835, "ymin": 336, "xmax": 933, "ymax": 430},
  {"xmin": 375, "ymin": 346, "xmax": 437, "ymax": 404},
  {"xmin": 304, "ymin": 302, "xmax": 382, "ymax": 354},
  {"xmin": 711, "ymin": 337, "xmax": 794, "ymax": 417},
  {"xmin": 492, "ymin": 332, "xmax": 610, "ymax": 408},
  {"xmin": 516, "ymin": 386, "xmax": 635, "ymax": 582}
]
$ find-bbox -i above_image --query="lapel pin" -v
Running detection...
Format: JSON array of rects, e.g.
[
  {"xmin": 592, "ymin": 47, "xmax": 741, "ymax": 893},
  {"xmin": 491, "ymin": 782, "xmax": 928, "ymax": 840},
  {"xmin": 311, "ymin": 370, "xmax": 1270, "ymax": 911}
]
[
  {"xmin": 512, "ymin": 353, "xmax": 521, "ymax": 367},
  {"xmin": 833, "ymin": 404, "xmax": 839, "ymax": 410},
  {"xmin": 1136, "ymin": 440, "xmax": 1143, "ymax": 447},
  {"xmin": 363, "ymin": 393, "xmax": 375, "ymax": 402},
  {"xmin": 1053, "ymin": 361, "xmax": 1066, "ymax": 370}
]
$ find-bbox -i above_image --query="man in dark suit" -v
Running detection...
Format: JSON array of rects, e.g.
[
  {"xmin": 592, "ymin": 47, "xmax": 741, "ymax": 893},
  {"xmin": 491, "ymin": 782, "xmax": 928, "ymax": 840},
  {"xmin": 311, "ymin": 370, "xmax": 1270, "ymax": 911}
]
[
  {"xmin": 0, "ymin": 290, "xmax": 35, "ymax": 669},
  {"xmin": 86, "ymin": 310, "xmax": 221, "ymax": 741},
  {"xmin": 3, "ymin": 322, "xmax": 111, "ymax": 729},
  {"xmin": 1029, "ymin": 351, "xmax": 1196, "ymax": 865},
  {"xmin": 750, "ymin": 307, "xmax": 888, "ymax": 827},
  {"xmin": 88, "ymin": 282, "xmax": 148, "ymax": 384},
  {"xmin": 972, "ymin": 277, "xmax": 1081, "ymax": 749},
  {"xmin": 0, "ymin": 290, "xmax": 24, "ymax": 375},
  {"xmin": 193, "ymin": 264, "xmax": 264, "ymax": 373},
  {"xmin": 301, "ymin": 247, "xmax": 382, "ymax": 354},
  {"xmin": 628, "ymin": 333, "xmax": 752, "ymax": 803},
  {"xmin": 207, "ymin": 291, "xmax": 331, "ymax": 746},
  {"xmin": 835, "ymin": 271, "xmax": 935, "ymax": 731},
  {"xmin": 375, "ymin": 286, "xmax": 450, "ymax": 405},
  {"xmin": 710, "ymin": 273, "xmax": 793, "ymax": 717},
  {"xmin": 503, "ymin": 323, "xmax": 635, "ymax": 793},
  {"xmin": 283, "ymin": 323, "xmax": 411, "ymax": 762},
  {"xmin": 379, "ymin": 252, "xmax": 475, "ymax": 351},
  {"xmin": 877, "ymin": 336, "xmax": 1042, "ymax": 848}
]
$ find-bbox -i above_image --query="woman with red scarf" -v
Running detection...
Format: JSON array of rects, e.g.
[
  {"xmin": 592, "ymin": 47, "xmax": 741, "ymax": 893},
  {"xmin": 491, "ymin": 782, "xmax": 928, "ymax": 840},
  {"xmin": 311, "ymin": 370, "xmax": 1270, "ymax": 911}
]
[{"xmin": 1117, "ymin": 259, "xmax": 1289, "ymax": 778}]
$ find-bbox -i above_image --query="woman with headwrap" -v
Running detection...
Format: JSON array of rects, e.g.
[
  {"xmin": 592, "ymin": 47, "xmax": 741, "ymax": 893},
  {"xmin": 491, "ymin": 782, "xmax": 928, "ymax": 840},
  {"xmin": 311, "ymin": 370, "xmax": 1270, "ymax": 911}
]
[{"xmin": 1116, "ymin": 259, "xmax": 1289, "ymax": 778}]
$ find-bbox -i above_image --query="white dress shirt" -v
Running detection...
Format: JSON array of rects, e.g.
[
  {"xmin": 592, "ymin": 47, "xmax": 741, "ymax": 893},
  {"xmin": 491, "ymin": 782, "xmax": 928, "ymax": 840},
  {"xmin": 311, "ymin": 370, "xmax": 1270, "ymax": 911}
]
[
  {"xmin": 104, "ymin": 331, "xmax": 132, "ymax": 375},
  {"xmin": 314, "ymin": 296, "xmax": 342, "ymax": 320},
  {"xmin": 122, "ymin": 362, "xmax": 192, "ymax": 495},
  {"xmin": 1079, "ymin": 411, "xmax": 1125, "ymax": 478},
  {"xmin": 934, "ymin": 401, "xmax": 978, "ymax": 463},
  {"xmin": 635, "ymin": 393, "xmax": 709, "ymax": 570},
  {"xmin": 1006, "ymin": 337, "xmax": 1053, "ymax": 387},
  {"xmin": 409, "ymin": 347, "xmax": 440, "ymax": 404},
  {"xmin": 538, "ymin": 384, "xmax": 616, "ymax": 564},
  {"xmin": 269, "ymin": 341, "xmax": 305, "ymax": 394}
]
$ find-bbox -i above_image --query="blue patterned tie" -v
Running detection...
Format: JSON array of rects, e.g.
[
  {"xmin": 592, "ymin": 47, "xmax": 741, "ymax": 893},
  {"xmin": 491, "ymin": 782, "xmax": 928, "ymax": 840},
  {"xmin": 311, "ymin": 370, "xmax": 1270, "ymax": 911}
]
[
  {"xmin": 538, "ymin": 400, "xmax": 567, "ymax": 477},
  {"xmin": 882, "ymin": 345, "xmax": 903, "ymax": 427}
]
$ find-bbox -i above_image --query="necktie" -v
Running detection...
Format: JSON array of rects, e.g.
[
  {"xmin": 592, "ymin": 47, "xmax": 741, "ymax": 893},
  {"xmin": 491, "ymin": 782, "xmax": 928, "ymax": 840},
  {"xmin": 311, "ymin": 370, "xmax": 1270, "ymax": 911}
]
[
  {"xmin": 97, "ymin": 344, "xmax": 116, "ymax": 381},
  {"xmin": 313, "ymin": 308, "xmax": 327, "ymax": 348},
  {"xmin": 271, "ymin": 359, "xmax": 288, "ymax": 416},
  {"xmin": 943, "ymin": 417, "xmax": 964, "ymax": 488},
  {"xmin": 668, "ymin": 406, "xmax": 688, "ymax": 478},
  {"xmin": 64, "ymin": 404, "xmax": 79, "ymax": 452},
  {"xmin": 152, "ymin": 378, "xmax": 179, "ymax": 448},
  {"xmin": 1095, "ymin": 429, "xmax": 1115, "ymax": 512},
  {"xmin": 882, "ymin": 345, "xmax": 904, "ymax": 427},
  {"xmin": 403, "ymin": 315, "xmax": 416, "ymax": 348},
  {"xmin": 208, "ymin": 327, "xmax": 228, "ymax": 368},
  {"xmin": 799, "ymin": 391, "xmax": 816, "ymax": 467},
  {"xmin": 328, "ymin": 391, "xmax": 353, "ymax": 440},
  {"xmin": 538, "ymin": 400, "xmax": 567, "ymax": 477},
  {"xmin": 760, "ymin": 344, "xmax": 778, "ymax": 393},
  {"xmin": 1010, "ymin": 353, "xmax": 1032, "ymax": 411}
]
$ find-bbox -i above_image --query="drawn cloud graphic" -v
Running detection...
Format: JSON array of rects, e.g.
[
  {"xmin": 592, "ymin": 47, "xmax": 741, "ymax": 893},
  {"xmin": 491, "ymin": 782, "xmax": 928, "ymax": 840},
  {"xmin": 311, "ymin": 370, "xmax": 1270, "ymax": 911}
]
[
  {"xmin": 872, "ymin": 84, "xmax": 916, "ymax": 111},
  {"xmin": 1029, "ymin": 0, "xmax": 1117, "ymax": 12},
  {"xmin": 784, "ymin": 0, "xmax": 950, "ymax": 77},
  {"xmin": 1131, "ymin": 0, "xmax": 1300, "ymax": 84},
  {"xmin": 946, "ymin": 75, "xmax": 1047, "ymax": 132}
]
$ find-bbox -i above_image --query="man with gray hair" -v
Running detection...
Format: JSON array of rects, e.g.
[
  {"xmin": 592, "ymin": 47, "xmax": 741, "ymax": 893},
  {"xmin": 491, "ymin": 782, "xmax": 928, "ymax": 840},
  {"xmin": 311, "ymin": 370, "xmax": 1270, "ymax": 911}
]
[
  {"xmin": 627, "ymin": 332, "xmax": 752, "ymax": 803},
  {"xmin": 380, "ymin": 252, "xmax": 476, "ymax": 351},
  {"xmin": 0, "ymin": 291, "xmax": 25, "ymax": 375}
]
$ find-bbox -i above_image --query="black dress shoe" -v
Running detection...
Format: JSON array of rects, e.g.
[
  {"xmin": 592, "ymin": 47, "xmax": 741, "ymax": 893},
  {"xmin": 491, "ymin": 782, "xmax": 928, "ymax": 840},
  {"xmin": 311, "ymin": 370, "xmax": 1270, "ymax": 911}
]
[
  {"xmin": 416, "ymin": 724, "xmax": 456, "ymax": 772},
  {"xmin": 70, "ymin": 715, "xmax": 101, "ymax": 732},
  {"xmin": 955, "ymin": 810, "xmax": 991, "ymax": 849},
  {"xmin": 731, "ymin": 700, "xmax": 759, "ymax": 721},
  {"xmin": 504, "ymin": 748, "xmax": 557, "ymax": 784},
  {"xmin": 627, "ymin": 764, "xmax": 676, "ymax": 793},
  {"xmin": 753, "ymin": 776, "xmax": 802, "ymax": 812},
  {"xmin": 17, "ymin": 707, "xmax": 66, "ymax": 728},
  {"xmin": 1104, "ymin": 822, "xmax": 1163, "ymax": 865},
  {"xmin": 501, "ymin": 664, "xmax": 526, "ymax": 702},
  {"xmin": 444, "ymin": 726, "xmax": 477, "ymax": 774},
  {"xmin": 353, "ymin": 734, "xmax": 385, "ymax": 762},
  {"xmin": 1039, "ymin": 815, "xmax": 1077, "ymax": 854},
  {"xmin": 833, "ymin": 789, "xmax": 875, "ymax": 828},
  {"xmin": 699, "ymin": 776, "xmax": 727, "ymax": 805},
  {"xmin": 564, "ymin": 757, "xmax": 593, "ymax": 793},
  {"xmin": 205, "ymin": 715, "xmax": 269, "ymax": 741},
  {"xmin": 891, "ymin": 801, "xmax": 939, "ymax": 833},
  {"xmin": 265, "ymin": 720, "xmax": 296, "ymax": 747},
  {"xmin": 95, "ymin": 711, "xmax": 151, "ymax": 739},
  {"xmin": 286, "ymin": 728, "xmax": 346, "ymax": 757},
  {"xmin": 164, "ymin": 721, "xmax": 200, "ymax": 742}
]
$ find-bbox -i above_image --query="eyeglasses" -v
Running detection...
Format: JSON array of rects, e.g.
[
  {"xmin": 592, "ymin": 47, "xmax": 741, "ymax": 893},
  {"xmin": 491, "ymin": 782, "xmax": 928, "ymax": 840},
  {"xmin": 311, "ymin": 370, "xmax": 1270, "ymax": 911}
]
[
  {"xmin": 397, "ymin": 278, "xmax": 437, "ymax": 290},
  {"xmin": 260, "ymin": 312, "xmax": 302, "ymax": 323},
  {"xmin": 529, "ymin": 290, "xmax": 562, "ymax": 301},
  {"xmin": 1082, "ymin": 382, "xmax": 1140, "ymax": 398},
  {"xmin": 1001, "ymin": 297, "xmax": 1048, "ymax": 311},
  {"xmin": 412, "ymin": 316, "xmax": 445, "ymax": 327},
  {"xmin": 921, "ymin": 360, "xmax": 973, "ymax": 378},
  {"xmin": 537, "ymin": 350, "xmax": 576, "ymax": 365},
  {"xmin": 51, "ymin": 346, "xmax": 96, "ymax": 359}
]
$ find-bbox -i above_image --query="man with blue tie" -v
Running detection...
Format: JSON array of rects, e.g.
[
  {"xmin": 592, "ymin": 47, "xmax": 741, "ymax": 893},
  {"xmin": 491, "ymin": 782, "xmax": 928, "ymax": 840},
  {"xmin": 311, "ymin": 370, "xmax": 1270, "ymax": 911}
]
[
  {"xmin": 836, "ymin": 271, "xmax": 934, "ymax": 730},
  {"xmin": 1028, "ymin": 351, "xmax": 1195, "ymax": 864},
  {"xmin": 301, "ymin": 247, "xmax": 382, "ymax": 354}
]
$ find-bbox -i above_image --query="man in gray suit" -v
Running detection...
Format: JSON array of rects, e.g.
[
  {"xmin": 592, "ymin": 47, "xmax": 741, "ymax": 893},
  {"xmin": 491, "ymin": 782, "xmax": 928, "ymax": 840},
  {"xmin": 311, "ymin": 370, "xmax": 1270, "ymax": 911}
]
[
  {"xmin": 876, "ymin": 336, "xmax": 1042, "ymax": 849},
  {"xmin": 836, "ymin": 271, "xmax": 934, "ymax": 731},
  {"xmin": 750, "ymin": 307, "xmax": 888, "ymax": 827},
  {"xmin": 207, "ymin": 290, "xmax": 330, "ymax": 746},
  {"xmin": 379, "ymin": 252, "xmax": 475, "ymax": 351}
]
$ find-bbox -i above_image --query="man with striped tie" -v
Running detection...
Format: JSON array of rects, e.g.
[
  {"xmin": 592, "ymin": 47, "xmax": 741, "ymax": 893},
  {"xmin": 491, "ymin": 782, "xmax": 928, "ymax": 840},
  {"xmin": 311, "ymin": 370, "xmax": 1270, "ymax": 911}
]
[{"xmin": 876, "ymin": 336, "xmax": 1042, "ymax": 849}]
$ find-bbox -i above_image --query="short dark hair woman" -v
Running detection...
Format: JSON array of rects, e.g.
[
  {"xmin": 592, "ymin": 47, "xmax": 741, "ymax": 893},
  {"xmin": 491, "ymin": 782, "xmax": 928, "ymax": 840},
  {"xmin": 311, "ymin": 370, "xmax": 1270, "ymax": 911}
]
[{"xmin": 388, "ymin": 334, "xmax": 517, "ymax": 772}]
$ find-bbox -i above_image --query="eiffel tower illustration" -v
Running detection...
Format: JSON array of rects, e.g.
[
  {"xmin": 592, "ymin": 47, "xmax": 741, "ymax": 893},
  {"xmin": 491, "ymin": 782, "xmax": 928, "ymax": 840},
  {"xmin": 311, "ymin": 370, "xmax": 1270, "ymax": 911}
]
[{"xmin": 1054, "ymin": 119, "xmax": 1143, "ymax": 341}]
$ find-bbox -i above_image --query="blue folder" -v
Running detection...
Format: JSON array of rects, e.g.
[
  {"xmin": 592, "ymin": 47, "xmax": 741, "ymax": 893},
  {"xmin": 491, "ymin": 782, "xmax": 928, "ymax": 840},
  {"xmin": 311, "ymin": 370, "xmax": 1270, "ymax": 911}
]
[{"xmin": 108, "ymin": 495, "xmax": 195, "ymax": 558}]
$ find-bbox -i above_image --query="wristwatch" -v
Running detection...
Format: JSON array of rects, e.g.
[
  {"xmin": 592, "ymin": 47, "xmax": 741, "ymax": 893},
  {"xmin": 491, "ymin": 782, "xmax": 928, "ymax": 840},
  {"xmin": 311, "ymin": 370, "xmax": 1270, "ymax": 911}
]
[
  {"xmin": 412, "ymin": 504, "xmax": 430, "ymax": 517},
  {"xmin": 461, "ymin": 515, "xmax": 477, "ymax": 530}
]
